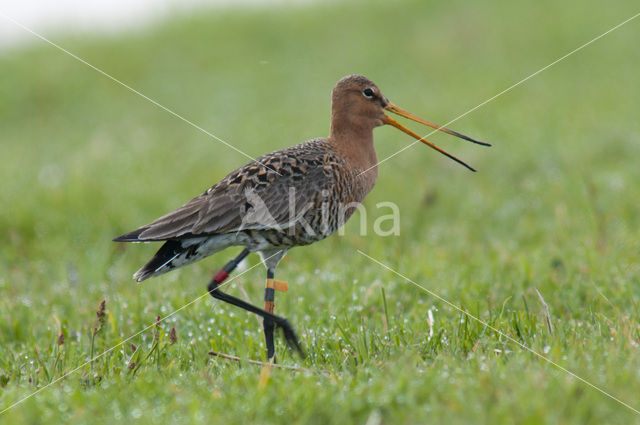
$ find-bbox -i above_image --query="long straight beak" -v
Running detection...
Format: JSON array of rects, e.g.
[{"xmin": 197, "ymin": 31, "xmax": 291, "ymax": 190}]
[{"xmin": 383, "ymin": 102, "xmax": 490, "ymax": 172}]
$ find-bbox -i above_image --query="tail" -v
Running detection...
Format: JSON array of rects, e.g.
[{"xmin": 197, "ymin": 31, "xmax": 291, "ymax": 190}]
[
  {"xmin": 133, "ymin": 240, "xmax": 183, "ymax": 282},
  {"xmin": 115, "ymin": 227, "xmax": 234, "ymax": 282},
  {"xmin": 113, "ymin": 227, "xmax": 179, "ymax": 281}
]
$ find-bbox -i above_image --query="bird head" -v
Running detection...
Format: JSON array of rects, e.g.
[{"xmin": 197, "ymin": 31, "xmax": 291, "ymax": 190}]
[{"xmin": 331, "ymin": 74, "xmax": 490, "ymax": 171}]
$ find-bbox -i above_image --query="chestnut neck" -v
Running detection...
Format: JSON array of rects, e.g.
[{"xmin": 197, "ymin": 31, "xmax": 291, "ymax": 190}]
[{"xmin": 327, "ymin": 108, "xmax": 379, "ymax": 176}]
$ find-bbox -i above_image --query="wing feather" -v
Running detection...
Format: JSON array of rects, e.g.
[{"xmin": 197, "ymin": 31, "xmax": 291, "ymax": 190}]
[{"xmin": 118, "ymin": 139, "xmax": 339, "ymax": 242}]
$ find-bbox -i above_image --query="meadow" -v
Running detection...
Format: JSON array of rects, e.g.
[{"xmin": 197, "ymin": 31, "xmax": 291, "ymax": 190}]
[{"xmin": 1, "ymin": 0, "xmax": 639, "ymax": 423}]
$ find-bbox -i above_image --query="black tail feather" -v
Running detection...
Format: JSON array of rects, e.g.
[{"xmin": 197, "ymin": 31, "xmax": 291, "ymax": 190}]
[{"xmin": 133, "ymin": 240, "xmax": 182, "ymax": 282}]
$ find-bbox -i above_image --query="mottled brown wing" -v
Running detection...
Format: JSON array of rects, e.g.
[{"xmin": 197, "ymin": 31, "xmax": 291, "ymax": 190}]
[{"xmin": 129, "ymin": 140, "xmax": 336, "ymax": 241}]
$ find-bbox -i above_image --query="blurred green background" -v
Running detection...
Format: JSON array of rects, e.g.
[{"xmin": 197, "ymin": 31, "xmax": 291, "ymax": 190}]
[{"xmin": 1, "ymin": 0, "xmax": 639, "ymax": 423}]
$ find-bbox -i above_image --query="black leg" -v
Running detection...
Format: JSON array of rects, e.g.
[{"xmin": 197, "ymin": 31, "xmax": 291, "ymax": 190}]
[
  {"xmin": 264, "ymin": 268, "xmax": 276, "ymax": 361},
  {"xmin": 207, "ymin": 249, "xmax": 304, "ymax": 357}
]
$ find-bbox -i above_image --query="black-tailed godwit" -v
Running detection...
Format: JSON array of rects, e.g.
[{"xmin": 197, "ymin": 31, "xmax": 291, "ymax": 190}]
[{"xmin": 114, "ymin": 74, "xmax": 489, "ymax": 360}]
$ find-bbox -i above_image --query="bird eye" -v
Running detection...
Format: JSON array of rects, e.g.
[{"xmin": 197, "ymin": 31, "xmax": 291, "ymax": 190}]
[{"xmin": 363, "ymin": 88, "xmax": 374, "ymax": 99}]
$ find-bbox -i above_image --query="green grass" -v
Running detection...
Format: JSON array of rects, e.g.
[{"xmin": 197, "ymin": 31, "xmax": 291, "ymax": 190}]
[{"xmin": 1, "ymin": 0, "xmax": 640, "ymax": 423}]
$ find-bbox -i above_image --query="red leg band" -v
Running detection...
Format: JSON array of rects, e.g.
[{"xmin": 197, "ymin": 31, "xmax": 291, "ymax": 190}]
[{"xmin": 213, "ymin": 269, "xmax": 229, "ymax": 284}]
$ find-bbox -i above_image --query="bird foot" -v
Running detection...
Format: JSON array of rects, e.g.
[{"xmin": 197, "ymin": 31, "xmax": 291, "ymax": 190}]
[{"xmin": 275, "ymin": 318, "xmax": 305, "ymax": 358}]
